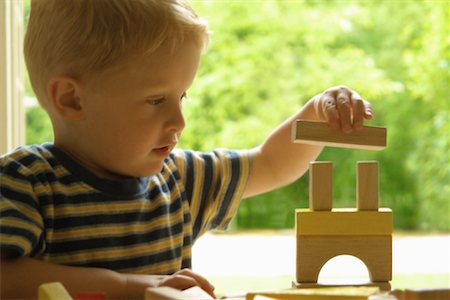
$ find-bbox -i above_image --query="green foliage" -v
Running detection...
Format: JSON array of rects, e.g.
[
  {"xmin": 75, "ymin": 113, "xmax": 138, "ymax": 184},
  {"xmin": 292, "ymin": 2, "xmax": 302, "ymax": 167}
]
[
  {"xmin": 25, "ymin": 0, "xmax": 449, "ymax": 231},
  {"xmin": 26, "ymin": 106, "xmax": 53, "ymax": 145},
  {"xmin": 185, "ymin": 0, "xmax": 450, "ymax": 231}
]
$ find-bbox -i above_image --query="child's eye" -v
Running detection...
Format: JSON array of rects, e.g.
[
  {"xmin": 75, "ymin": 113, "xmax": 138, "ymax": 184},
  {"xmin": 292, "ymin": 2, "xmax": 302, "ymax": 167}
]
[{"xmin": 146, "ymin": 97, "xmax": 165, "ymax": 105}]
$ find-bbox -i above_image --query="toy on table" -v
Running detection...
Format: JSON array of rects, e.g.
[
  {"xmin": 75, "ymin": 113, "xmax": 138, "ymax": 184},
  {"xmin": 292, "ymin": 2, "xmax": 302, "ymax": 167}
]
[
  {"xmin": 294, "ymin": 161, "xmax": 392, "ymax": 290},
  {"xmin": 35, "ymin": 120, "xmax": 449, "ymax": 299},
  {"xmin": 37, "ymin": 282, "xmax": 450, "ymax": 300},
  {"xmin": 145, "ymin": 286, "xmax": 214, "ymax": 300},
  {"xmin": 291, "ymin": 120, "xmax": 391, "ymax": 290},
  {"xmin": 38, "ymin": 282, "xmax": 72, "ymax": 300},
  {"xmin": 38, "ymin": 282, "xmax": 106, "ymax": 300},
  {"xmin": 391, "ymin": 288, "xmax": 450, "ymax": 300}
]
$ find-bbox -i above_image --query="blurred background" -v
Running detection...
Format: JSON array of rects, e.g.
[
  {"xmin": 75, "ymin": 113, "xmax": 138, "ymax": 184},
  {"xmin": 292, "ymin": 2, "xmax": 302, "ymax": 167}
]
[
  {"xmin": 25, "ymin": 0, "xmax": 449, "ymax": 232},
  {"xmin": 23, "ymin": 0, "xmax": 449, "ymax": 293}
]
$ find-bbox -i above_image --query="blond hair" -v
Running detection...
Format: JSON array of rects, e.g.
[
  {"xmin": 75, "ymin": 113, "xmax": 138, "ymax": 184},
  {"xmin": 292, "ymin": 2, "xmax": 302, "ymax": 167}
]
[{"xmin": 24, "ymin": 0, "xmax": 210, "ymax": 107}]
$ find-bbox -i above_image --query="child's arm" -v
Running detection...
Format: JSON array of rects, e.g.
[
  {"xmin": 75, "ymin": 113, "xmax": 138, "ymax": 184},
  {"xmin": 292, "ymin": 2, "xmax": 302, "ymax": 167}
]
[
  {"xmin": 0, "ymin": 251, "xmax": 215, "ymax": 299},
  {"xmin": 243, "ymin": 86, "xmax": 372, "ymax": 198}
]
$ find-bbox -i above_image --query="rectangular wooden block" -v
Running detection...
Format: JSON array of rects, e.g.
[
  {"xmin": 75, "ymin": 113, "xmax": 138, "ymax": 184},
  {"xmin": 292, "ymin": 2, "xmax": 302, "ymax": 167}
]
[
  {"xmin": 247, "ymin": 287, "xmax": 381, "ymax": 300},
  {"xmin": 253, "ymin": 296, "xmax": 280, "ymax": 300},
  {"xmin": 292, "ymin": 120, "xmax": 387, "ymax": 150},
  {"xmin": 309, "ymin": 161, "xmax": 333, "ymax": 211},
  {"xmin": 391, "ymin": 288, "xmax": 450, "ymax": 300},
  {"xmin": 145, "ymin": 286, "xmax": 214, "ymax": 300},
  {"xmin": 296, "ymin": 208, "xmax": 393, "ymax": 236},
  {"xmin": 357, "ymin": 161, "xmax": 379, "ymax": 211},
  {"xmin": 38, "ymin": 282, "xmax": 73, "ymax": 300},
  {"xmin": 292, "ymin": 282, "xmax": 391, "ymax": 292}
]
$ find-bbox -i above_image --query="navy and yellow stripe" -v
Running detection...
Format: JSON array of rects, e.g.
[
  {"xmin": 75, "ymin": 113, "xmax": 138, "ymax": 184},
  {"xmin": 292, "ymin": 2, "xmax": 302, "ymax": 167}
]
[{"xmin": 0, "ymin": 144, "xmax": 250, "ymax": 275}]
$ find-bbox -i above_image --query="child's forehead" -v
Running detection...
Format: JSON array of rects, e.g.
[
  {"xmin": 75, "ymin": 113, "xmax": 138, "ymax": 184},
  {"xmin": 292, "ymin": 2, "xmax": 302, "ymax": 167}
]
[
  {"xmin": 89, "ymin": 46, "xmax": 174, "ymax": 82},
  {"xmin": 116, "ymin": 40, "xmax": 197, "ymax": 70},
  {"xmin": 89, "ymin": 40, "xmax": 201, "ymax": 89}
]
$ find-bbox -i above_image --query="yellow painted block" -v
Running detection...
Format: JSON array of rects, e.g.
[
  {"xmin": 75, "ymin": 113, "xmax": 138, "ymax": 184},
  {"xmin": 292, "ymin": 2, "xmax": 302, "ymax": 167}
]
[
  {"xmin": 38, "ymin": 282, "xmax": 72, "ymax": 300},
  {"xmin": 296, "ymin": 208, "xmax": 392, "ymax": 236}
]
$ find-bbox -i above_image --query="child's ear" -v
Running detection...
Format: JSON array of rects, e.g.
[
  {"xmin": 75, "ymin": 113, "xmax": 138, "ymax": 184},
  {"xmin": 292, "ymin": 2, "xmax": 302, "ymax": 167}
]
[{"xmin": 47, "ymin": 76, "xmax": 85, "ymax": 120}]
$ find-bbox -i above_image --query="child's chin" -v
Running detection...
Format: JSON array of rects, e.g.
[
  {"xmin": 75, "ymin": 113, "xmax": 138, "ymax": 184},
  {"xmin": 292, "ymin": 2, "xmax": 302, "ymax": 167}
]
[
  {"xmin": 134, "ymin": 165, "xmax": 164, "ymax": 178},
  {"xmin": 119, "ymin": 160, "xmax": 165, "ymax": 178}
]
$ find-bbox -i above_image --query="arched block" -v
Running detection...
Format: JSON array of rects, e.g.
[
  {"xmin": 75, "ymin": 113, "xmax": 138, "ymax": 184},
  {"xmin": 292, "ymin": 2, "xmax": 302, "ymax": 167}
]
[{"xmin": 296, "ymin": 235, "xmax": 392, "ymax": 283}]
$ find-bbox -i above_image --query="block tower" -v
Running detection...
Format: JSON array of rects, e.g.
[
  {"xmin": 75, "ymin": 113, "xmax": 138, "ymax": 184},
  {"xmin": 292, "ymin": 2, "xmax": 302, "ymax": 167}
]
[{"xmin": 291, "ymin": 120, "xmax": 391, "ymax": 291}]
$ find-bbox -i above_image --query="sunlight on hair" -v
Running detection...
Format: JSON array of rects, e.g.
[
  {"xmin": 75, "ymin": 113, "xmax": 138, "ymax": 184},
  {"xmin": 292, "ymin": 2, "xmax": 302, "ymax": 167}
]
[{"xmin": 318, "ymin": 255, "xmax": 371, "ymax": 285}]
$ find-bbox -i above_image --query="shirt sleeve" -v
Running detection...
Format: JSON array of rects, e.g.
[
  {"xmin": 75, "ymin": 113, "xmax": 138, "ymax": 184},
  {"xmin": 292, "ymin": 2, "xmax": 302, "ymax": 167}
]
[
  {"xmin": 170, "ymin": 149, "xmax": 251, "ymax": 239},
  {"xmin": 0, "ymin": 152, "xmax": 46, "ymax": 257}
]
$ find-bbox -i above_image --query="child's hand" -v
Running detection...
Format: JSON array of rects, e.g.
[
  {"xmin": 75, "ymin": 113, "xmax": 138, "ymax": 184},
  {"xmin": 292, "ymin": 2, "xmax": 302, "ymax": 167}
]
[
  {"xmin": 158, "ymin": 268, "xmax": 216, "ymax": 298},
  {"xmin": 312, "ymin": 86, "xmax": 373, "ymax": 133},
  {"xmin": 124, "ymin": 269, "xmax": 215, "ymax": 299}
]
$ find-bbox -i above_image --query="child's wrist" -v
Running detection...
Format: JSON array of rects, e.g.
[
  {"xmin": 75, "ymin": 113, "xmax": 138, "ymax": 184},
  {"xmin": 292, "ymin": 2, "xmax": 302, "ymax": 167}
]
[
  {"xmin": 300, "ymin": 96, "xmax": 323, "ymax": 121},
  {"xmin": 123, "ymin": 273, "xmax": 168, "ymax": 299}
]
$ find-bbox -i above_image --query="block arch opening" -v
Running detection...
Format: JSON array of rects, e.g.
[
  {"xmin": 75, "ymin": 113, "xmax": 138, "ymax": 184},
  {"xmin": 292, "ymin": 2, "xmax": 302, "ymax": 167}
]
[{"xmin": 317, "ymin": 255, "xmax": 371, "ymax": 284}]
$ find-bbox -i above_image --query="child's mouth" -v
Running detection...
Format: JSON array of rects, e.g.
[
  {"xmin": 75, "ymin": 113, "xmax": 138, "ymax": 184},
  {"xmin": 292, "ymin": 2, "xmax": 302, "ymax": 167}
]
[{"xmin": 152, "ymin": 145, "xmax": 172, "ymax": 157}]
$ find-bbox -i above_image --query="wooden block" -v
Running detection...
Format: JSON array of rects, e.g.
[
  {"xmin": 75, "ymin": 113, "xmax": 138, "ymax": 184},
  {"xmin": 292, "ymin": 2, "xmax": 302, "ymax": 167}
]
[
  {"xmin": 292, "ymin": 120, "xmax": 387, "ymax": 151},
  {"xmin": 357, "ymin": 161, "xmax": 379, "ymax": 211},
  {"xmin": 145, "ymin": 286, "xmax": 214, "ymax": 300},
  {"xmin": 38, "ymin": 282, "xmax": 73, "ymax": 300},
  {"xmin": 75, "ymin": 293, "xmax": 107, "ymax": 300},
  {"xmin": 404, "ymin": 288, "xmax": 450, "ymax": 300},
  {"xmin": 309, "ymin": 161, "xmax": 333, "ymax": 211},
  {"xmin": 391, "ymin": 288, "xmax": 450, "ymax": 300},
  {"xmin": 246, "ymin": 286, "xmax": 381, "ymax": 300},
  {"xmin": 296, "ymin": 235, "xmax": 392, "ymax": 283},
  {"xmin": 292, "ymin": 281, "xmax": 391, "ymax": 292},
  {"xmin": 253, "ymin": 296, "xmax": 280, "ymax": 300},
  {"xmin": 146, "ymin": 287, "xmax": 182, "ymax": 300},
  {"xmin": 296, "ymin": 208, "xmax": 393, "ymax": 236}
]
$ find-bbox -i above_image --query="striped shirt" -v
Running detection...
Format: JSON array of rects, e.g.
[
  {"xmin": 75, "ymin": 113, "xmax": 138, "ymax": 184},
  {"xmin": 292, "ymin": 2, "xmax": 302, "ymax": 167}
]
[{"xmin": 0, "ymin": 144, "xmax": 250, "ymax": 274}]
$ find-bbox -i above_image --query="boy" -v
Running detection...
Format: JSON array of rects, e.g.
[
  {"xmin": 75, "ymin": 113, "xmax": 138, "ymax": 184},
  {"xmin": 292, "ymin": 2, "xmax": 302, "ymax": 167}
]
[{"xmin": 0, "ymin": 0, "xmax": 373, "ymax": 299}]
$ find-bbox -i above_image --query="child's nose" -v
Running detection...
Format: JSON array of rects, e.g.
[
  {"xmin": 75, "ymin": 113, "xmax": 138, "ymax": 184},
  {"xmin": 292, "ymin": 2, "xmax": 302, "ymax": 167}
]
[{"xmin": 166, "ymin": 103, "xmax": 186, "ymax": 134}]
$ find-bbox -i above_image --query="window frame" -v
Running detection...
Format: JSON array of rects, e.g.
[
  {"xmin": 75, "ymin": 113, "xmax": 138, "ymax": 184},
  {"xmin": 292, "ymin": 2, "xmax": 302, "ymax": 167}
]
[{"xmin": 0, "ymin": 0, "xmax": 25, "ymax": 155}]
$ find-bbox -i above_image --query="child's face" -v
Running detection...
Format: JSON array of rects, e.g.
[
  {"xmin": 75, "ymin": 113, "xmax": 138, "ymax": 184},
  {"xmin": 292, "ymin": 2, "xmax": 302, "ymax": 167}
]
[{"xmin": 72, "ymin": 40, "xmax": 202, "ymax": 179}]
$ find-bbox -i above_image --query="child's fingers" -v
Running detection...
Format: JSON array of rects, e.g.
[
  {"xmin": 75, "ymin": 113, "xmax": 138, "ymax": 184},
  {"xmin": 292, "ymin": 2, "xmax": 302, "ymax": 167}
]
[
  {"xmin": 351, "ymin": 98, "xmax": 365, "ymax": 130},
  {"xmin": 159, "ymin": 273, "xmax": 196, "ymax": 289},
  {"xmin": 320, "ymin": 94, "xmax": 340, "ymax": 129},
  {"xmin": 165, "ymin": 269, "xmax": 216, "ymax": 298},
  {"xmin": 315, "ymin": 86, "xmax": 372, "ymax": 132},
  {"xmin": 336, "ymin": 89, "xmax": 353, "ymax": 133},
  {"xmin": 364, "ymin": 100, "xmax": 373, "ymax": 119},
  {"xmin": 184, "ymin": 269, "xmax": 215, "ymax": 297},
  {"xmin": 351, "ymin": 90, "xmax": 373, "ymax": 119}
]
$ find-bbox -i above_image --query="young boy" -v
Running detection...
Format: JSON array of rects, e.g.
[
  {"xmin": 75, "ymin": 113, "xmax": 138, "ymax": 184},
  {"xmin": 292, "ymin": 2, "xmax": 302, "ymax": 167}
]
[{"xmin": 0, "ymin": 0, "xmax": 373, "ymax": 299}]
